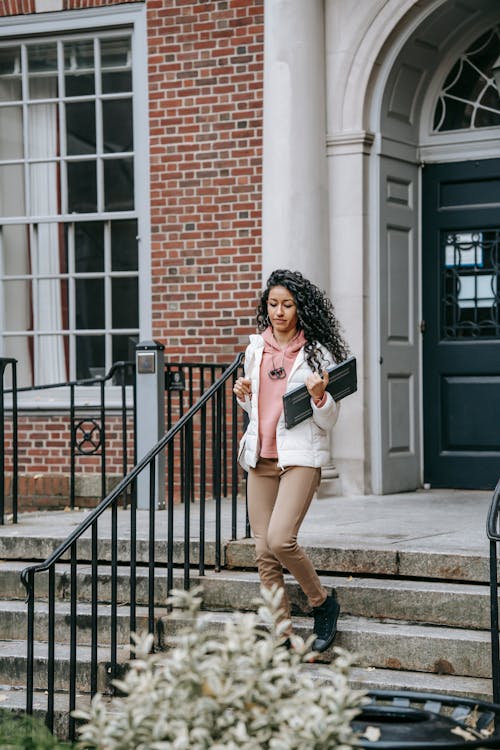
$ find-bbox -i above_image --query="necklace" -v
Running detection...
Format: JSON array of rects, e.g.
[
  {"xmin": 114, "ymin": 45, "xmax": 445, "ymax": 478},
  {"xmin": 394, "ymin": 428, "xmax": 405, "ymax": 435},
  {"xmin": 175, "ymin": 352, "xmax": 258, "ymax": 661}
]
[{"xmin": 268, "ymin": 352, "xmax": 286, "ymax": 379}]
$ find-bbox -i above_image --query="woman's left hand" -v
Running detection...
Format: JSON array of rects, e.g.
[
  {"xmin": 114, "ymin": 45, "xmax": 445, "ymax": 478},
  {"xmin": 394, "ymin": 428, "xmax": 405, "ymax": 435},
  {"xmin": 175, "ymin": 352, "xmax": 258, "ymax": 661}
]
[{"xmin": 306, "ymin": 370, "xmax": 328, "ymax": 401}]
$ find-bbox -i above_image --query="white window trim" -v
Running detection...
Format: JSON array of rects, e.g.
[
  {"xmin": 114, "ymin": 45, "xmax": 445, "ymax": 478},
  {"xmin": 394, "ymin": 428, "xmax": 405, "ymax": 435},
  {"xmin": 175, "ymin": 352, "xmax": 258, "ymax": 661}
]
[{"xmin": 0, "ymin": 3, "xmax": 152, "ymax": 407}]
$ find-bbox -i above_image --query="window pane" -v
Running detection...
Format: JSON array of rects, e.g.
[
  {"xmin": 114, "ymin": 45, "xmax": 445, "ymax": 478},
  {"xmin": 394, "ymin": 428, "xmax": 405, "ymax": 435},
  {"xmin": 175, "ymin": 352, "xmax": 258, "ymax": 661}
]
[
  {"xmin": 36, "ymin": 334, "xmax": 68, "ymax": 382},
  {"xmin": 0, "ymin": 74, "xmax": 21, "ymax": 102},
  {"xmin": 64, "ymin": 40, "xmax": 95, "ymax": 97},
  {"xmin": 111, "ymin": 220, "xmax": 138, "ymax": 271},
  {"xmin": 0, "ymin": 106, "xmax": 23, "ymax": 158},
  {"xmin": 101, "ymin": 37, "xmax": 131, "ymax": 94},
  {"xmin": 67, "ymin": 161, "xmax": 97, "ymax": 212},
  {"xmin": 1, "ymin": 224, "xmax": 29, "ymax": 275},
  {"xmin": 75, "ymin": 278, "xmax": 104, "ymax": 329},
  {"xmin": 28, "ymin": 43, "xmax": 57, "ymax": 73},
  {"xmin": 103, "ymin": 99, "xmax": 133, "ymax": 153},
  {"xmin": 104, "ymin": 158, "xmax": 134, "ymax": 211},
  {"xmin": 28, "ymin": 43, "xmax": 58, "ymax": 100},
  {"xmin": 2, "ymin": 336, "xmax": 33, "ymax": 387},
  {"xmin": 75, "ymin": 222, "xmax": 104, "ymax": 272},
  {"xmin": 0, "ymin": 165, "xmax": 25, "ymax": 217},
  {"xmin": 101, "ymin": 37, "xmax": 130, "ymax": 68},
  {"xmin": 112, "ymin": 333, "xmax": 137, "ymax": 363},
  {"xmin": 76, "ymin": 334, "xmax": 104, "ymax": 379},
  {"xmin": 0, "ymin": 46, "xmax": 20, "ymax": 76},
  {"xmin": 103, "ymin": 71, "xmax": 132, "ymax": 94},
  {"xmin": 30, "ymin": 163, "xmax": 59, "ymax": 216},
  {"xmin": 66, "ymin": 101, "xmax": 96, "ymax": 155},
  {"xmin": 37, "ymin": 280, "xmax": 66, "ymax": 331},
  {"xmin": 27, "ymin": 103, "xmax": 58, "ymax": 158},
  {"xmin": 3, "ymin": 280, "xmax": 31, "ymax": 329},
  {"xmin": 112, "ymin": 277, "xmax": 138, "ymax": 328}
]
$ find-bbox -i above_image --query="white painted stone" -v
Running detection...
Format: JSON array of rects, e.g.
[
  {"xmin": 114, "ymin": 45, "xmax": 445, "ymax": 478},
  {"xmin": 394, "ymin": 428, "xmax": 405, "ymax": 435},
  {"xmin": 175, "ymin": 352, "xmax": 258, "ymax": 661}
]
[
  {"xmin": 261, "ymin": 0, "xmax": 329, "ymax": 288},
  {"xmin": 34, "ymin": 0, "xmax": 63, "ymax": 12}
]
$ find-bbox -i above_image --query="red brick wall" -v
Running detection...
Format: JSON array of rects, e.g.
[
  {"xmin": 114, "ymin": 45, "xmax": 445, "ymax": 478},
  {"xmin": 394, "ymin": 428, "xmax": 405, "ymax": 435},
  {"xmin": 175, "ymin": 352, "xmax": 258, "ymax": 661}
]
[{"xmin": 147, "ymin": 0, "xmax": 264, "ymax": 360}]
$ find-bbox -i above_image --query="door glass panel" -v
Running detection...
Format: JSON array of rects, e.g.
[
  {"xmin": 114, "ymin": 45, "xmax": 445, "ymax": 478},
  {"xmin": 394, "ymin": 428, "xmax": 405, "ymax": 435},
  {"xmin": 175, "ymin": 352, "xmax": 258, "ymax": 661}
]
[{"xmin": 442, "ymin": 230, "xmax": 500, "ymax": 338}]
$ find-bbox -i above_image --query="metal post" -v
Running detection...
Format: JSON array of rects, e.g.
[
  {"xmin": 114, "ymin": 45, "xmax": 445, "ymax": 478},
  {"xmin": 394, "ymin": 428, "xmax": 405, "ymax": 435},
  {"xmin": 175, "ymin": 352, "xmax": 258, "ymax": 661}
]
[{"xmin": 135, "ymin": 341, "xmax": 165, "ymax": 509}]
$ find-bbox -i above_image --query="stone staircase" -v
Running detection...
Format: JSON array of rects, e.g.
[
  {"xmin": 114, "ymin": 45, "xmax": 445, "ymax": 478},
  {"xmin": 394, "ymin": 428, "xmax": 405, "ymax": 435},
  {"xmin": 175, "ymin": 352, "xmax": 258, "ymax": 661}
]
[{"xmin": 0, "ymin": 518, "xmax": 495, "ymax": 736}]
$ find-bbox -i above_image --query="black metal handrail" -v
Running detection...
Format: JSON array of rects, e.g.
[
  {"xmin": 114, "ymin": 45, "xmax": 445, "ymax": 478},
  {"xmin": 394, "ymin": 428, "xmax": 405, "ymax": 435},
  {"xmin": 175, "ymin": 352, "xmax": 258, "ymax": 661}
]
[
  {"xmin": 486, "ymin": 477, "xmax": 500, "ymax": 703},
  {"xmin": 20, "ymin": 351, "xmax": 245, "ymax": 738},
  {"xmin": 0, "ymin": 358, "xmax": 18, "ymax": 525}
]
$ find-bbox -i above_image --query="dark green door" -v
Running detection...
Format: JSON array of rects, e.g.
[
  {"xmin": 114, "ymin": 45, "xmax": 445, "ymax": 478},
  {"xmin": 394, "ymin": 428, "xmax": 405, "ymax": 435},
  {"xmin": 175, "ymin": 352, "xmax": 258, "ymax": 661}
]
[{"xmin": 422, "ymin": 159, "xmax": 500, "ymax": 489}]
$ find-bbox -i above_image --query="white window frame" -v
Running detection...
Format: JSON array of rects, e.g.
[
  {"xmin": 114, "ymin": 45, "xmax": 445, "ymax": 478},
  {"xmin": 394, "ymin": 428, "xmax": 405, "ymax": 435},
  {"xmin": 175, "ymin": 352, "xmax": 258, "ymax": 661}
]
[{"xmin": 0, "ymin": 4, "xmax": 151, "ymax": 408}]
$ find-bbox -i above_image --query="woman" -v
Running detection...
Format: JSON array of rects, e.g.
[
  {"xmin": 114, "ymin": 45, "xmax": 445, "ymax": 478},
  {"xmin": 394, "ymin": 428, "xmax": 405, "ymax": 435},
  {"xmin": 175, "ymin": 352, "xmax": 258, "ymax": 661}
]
[{"xmin": 234, "ymin": 269, "xmax": 350, "ymax": 652}]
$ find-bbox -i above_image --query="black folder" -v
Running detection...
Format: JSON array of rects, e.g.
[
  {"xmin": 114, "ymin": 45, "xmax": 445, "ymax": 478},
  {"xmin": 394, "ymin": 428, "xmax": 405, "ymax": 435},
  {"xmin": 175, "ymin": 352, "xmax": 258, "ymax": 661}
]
[{"xmin": 282, "ymin": 356, "xmax": 357, "ymax": 429}]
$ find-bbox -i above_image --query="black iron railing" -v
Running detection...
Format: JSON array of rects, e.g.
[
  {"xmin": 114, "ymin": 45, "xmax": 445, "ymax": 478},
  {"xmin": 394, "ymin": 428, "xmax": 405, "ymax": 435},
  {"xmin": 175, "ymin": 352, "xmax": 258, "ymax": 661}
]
[
  {"xmin": 0, "ymin": 358, "xmax": 18, "ymax": 525},
  {"xmin": 2, "ymin": 362, "xmax": 135, "ymax": 516},
  {"xmin": 20, "ymin": 352, "xmax": 246, "ymax": 738},
  {"xmin": 486, "ymin": 477, "xmax": 500, "ymax": 703}
]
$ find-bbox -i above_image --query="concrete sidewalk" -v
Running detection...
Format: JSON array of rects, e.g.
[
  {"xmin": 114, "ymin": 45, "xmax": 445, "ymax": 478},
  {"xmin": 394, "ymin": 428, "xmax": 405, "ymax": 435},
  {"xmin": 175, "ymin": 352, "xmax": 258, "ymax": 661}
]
[{"xmin": 0, "ymin": 488, "xmax": 493, "ymax": 560}]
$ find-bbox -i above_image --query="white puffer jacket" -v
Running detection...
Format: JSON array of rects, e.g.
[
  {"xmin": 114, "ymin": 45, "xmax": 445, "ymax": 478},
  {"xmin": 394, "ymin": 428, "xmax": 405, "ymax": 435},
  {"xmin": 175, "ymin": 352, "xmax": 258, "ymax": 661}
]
[{"xmin": 237, "ymin": 334, "xmax": 340, "ymax": 471}]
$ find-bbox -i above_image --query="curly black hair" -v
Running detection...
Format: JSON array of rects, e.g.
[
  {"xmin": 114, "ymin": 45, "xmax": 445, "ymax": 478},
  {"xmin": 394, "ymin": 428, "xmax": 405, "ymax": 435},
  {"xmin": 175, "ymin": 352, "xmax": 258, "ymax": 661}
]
[{"xmin": 256, "ymin": 269, "xmax": 350, "ymax": 372}]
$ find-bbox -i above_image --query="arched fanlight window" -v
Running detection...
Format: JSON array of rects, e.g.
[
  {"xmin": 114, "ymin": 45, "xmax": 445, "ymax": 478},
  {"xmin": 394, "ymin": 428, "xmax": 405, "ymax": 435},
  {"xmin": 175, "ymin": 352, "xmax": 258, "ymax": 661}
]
[{"xmin": 433, "ymin": 27, "xmax": 500, "ymax": 132}]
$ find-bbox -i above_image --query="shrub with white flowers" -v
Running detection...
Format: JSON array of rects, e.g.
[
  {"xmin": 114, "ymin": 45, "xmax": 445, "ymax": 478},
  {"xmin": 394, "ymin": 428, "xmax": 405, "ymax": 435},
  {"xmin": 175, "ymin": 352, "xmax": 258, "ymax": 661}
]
[{"xmin": 74, "ymin": 585, "xmax": 365, "ymax": 750}]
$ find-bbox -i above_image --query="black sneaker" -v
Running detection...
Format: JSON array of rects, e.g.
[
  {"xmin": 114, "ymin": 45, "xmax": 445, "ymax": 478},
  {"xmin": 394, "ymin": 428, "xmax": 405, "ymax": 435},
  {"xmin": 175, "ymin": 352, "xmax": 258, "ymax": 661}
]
[{"xmin": 312, "ymin": 592, "xmax": 340, "ymax": 653}]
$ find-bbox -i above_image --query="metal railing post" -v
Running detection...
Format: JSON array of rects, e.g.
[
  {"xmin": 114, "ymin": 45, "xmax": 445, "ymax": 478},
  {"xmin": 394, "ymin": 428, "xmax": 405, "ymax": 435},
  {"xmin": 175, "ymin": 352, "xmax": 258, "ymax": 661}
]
[{"xmin": 136, "ymin": 341, "xmax": 165, "ymax": 510}]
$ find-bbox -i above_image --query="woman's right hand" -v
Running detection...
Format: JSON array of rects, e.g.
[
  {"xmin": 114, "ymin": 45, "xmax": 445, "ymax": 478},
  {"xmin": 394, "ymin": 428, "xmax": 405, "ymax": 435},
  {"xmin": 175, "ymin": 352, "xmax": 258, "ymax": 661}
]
[{"xmin": 233, "ymin": 377, "xmax": 252, "ymax": 399}]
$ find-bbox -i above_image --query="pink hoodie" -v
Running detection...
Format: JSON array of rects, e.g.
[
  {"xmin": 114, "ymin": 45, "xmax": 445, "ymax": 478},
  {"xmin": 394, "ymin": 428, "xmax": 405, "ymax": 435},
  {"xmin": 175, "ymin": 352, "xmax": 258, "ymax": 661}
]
[{"xmin": 258, "ymin": 326, "xmax": 306, "ymax": 458}]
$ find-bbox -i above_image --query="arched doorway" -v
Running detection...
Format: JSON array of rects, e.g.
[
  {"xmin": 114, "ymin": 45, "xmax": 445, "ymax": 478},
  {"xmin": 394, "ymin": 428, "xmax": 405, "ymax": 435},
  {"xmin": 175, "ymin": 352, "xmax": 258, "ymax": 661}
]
[{"xmin": 374, "ymin": 0, "xmax": 500, "ymax": 491}]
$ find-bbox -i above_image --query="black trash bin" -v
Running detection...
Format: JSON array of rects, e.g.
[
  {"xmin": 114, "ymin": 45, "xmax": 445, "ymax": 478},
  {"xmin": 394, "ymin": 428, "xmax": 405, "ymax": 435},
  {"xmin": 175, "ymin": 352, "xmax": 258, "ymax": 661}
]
[{"xmin": 353, "ymin": 690, "xmax": 500, "ymax": 749}]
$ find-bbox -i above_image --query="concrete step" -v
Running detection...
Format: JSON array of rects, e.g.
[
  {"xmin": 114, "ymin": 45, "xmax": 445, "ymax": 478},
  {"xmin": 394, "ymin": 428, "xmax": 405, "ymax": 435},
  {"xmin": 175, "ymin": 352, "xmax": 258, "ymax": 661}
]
[
  {"xmin": 0, "ymin": 532, "xmax": 489, "ymax": 583},
  {"xmin": 0, "ymin": 640, "xmax": 128, "ymax": 693},
  {"xmin": 196, "ymin": 569, "xmax": 490, "ymax": 630},
  {"xmin": 157, "ymin": 610, "xmax": 491, "ymax": 679},
  {"xmin": 225, "ymin": 538, "xmax": 489, "ymax": 583},
  {"xmin": 0, "ymin": 600, "xmax": 163, "ymax": 645},
  {"xmin": 0, "ymin": 684, "xmax": 90, "ymax": 739},
  {"xmin": 345, "ymin": 666, "xmax": 492, "ymax": 703},
  {"xmin": 0, "ymin": 535, "xmax": 222, "ymax": 568},
  {"xmin": 0, "ymin": 563, "xmax": 490, "ymax": 631}
]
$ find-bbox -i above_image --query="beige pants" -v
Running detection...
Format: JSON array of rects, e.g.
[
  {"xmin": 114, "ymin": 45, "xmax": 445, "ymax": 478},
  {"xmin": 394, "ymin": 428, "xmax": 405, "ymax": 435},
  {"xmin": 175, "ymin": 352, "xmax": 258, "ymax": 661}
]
[{"xmin": 247, "ymin": 458, "xmax": 327, "ymax": 624}]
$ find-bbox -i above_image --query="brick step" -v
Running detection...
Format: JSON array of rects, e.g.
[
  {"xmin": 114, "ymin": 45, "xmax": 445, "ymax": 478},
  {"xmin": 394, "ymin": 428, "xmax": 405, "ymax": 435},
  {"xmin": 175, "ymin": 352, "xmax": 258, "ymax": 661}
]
[
  {"xmin": 0, "ymin": 600, "xmax": 164, "ymax": 645},
  {"xmin": 0, "ymin": 640, "xmax": 128, "ymax": 693},
  {"xmin": 158, "ymin": 611, "xmax": 491, "ymax": 679},
  {"xmin": 0, "ymin": 563, "xmax": 490, "ymax": 630}
]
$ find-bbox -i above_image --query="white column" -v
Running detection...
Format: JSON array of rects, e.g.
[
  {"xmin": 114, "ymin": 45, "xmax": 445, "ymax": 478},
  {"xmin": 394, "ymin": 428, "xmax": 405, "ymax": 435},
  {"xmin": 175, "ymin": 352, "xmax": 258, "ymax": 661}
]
[{"xmin": 261, "ymin": 0, "xmax": 329, "ymax": 289}]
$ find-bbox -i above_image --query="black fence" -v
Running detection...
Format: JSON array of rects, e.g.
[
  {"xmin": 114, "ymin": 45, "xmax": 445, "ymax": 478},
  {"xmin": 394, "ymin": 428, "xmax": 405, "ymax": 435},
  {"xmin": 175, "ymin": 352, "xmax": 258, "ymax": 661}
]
[
  {"xmin": 20, "ymin": 353, "xmax": 246, "ymax": 738},
  {"xmin": 0, "ymin": 361, "xmax": 136, "ymax": 523},
  {"xmin": 486, "ymin": 477, "xmax": 500, "ymax": 703},
  {"xmin": 0, "ymin": 358, "xmax": 18, "ymax": 525}
]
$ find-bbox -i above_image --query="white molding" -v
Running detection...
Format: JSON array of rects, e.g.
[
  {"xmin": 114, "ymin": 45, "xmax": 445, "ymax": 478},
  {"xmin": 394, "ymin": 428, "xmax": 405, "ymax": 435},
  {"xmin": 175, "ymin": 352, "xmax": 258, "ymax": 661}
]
[
  {"xmin": 326, "ymin": 130, "xmax": 375, "ymax": 156},
  {"xmin": 0, "ymin": 3, "xmax": 146, "ymax": 35}
]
